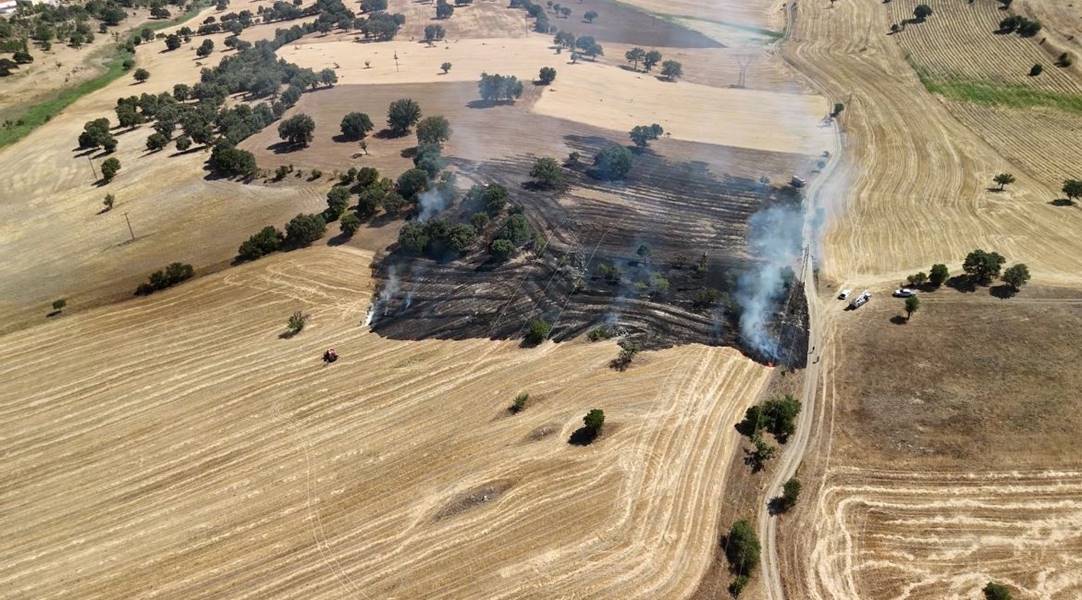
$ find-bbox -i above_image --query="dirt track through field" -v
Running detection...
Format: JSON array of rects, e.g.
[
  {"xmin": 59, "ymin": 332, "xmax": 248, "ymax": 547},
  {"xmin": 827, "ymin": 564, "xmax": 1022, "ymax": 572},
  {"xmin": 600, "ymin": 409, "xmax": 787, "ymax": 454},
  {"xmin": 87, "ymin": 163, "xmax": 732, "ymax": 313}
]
[{"xmin": 0, "ymin": 246, "xmax": 772, "ymax": 599}]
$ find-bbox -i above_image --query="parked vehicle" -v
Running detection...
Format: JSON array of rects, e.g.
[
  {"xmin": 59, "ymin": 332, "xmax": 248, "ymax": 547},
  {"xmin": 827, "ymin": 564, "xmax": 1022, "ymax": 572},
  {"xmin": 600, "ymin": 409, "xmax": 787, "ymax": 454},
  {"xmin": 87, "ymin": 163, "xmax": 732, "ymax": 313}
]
[
  {"xmin": 849, "ymin": 290, "xmax": 871, "ymax": 309},
  {"xmin": 893, "ymin": 288, "xmax": 917, "ymax": 298},
  {"xmin": 838, "ymin": 288, "xmax": 852, "ymax": 300}
]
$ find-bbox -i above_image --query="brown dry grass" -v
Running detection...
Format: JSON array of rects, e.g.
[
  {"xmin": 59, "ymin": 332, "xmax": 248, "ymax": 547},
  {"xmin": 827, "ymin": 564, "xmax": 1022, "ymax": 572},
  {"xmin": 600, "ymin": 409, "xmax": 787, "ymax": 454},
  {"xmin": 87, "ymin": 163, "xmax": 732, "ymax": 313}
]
[{"xmin": 0, "ymin": 245, "xmax": 773, "ymax": 599}]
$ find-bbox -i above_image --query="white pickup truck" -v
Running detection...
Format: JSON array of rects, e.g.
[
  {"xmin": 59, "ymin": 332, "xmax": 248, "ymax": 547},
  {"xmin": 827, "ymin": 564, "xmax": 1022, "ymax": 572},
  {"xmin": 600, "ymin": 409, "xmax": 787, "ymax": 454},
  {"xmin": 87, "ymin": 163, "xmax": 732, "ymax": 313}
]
[{"xmin": 849, "ymin": 290, "xmax": 871, "ymax": 309}]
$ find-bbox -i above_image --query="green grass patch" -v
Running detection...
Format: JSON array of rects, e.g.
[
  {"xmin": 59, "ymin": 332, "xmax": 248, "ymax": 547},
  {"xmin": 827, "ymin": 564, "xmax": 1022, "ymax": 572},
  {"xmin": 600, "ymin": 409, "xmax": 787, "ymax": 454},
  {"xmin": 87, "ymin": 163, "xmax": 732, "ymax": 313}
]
[
  {"xmin": 0, "ymin": 1, "xmax": 209, "ymax": 149},
  {"xmin": 911, "ymin": 62, "xmax": 1082, "ymax": 114}
]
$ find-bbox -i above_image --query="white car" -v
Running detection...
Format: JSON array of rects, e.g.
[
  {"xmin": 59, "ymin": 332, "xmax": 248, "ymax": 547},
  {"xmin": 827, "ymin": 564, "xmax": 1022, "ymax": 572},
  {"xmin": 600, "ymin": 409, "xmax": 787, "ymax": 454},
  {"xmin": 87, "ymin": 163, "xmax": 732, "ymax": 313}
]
[
  {"xmin": 893, "ymin": 288, "xmax": 917, "ymax": 297},
  {"xmin": 838, "ymin": 289, "xmax": 852, "ymax": 300}
]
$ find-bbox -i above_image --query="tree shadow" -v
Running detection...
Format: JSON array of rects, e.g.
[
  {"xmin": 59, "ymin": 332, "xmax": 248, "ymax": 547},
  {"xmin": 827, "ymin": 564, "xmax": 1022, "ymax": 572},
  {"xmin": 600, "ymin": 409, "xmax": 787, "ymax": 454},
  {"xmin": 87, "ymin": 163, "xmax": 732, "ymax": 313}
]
[
  {"xmin": 1050, "ymin": 198, "xmax": 1075, "ymax": 207},
  {"xmin": 374, "ymin": 128, "xmax": 407, "ymax": 139},
  {"xmin": 767, "ymin": 497, "xmax": 791, "ymax": 516},
  {"xmin": 945, "ymin": 275, "xmax": 976, "ymax": 293},
  {"xmin": 278, "ymin": 329, "xmax": 299, "ymax": 339},
  {"xmin": 327, "ymin": 231, "xmax": 352, "ymax": 246},
  {"xmin": 889, "ymin": 315, "xmax": 908, "ymax": 325},
  {"xmin": 568, "ymin": 426, "xmax": 599, "ymax": 446},
  {"xmin": 466, "ymin": 99, "xmax": 515, "ymax": 109},
  {"xmin": 46, "ymin": 309, "xmax": 62, "ymax": 318},
  {"xmin": 990, "ymin": 284, "xmax": 1017, "ymax": 299},
  {"xmin": 332, "ymin": 133, "xmax": 362, "ymax": 143},
  {"xmin": 266, "ymin": 140, "xmax": 304, "ymax": 154},
  {"xmin": 168, "ymin": 146, "xmax": 202, "ymax": 157}
]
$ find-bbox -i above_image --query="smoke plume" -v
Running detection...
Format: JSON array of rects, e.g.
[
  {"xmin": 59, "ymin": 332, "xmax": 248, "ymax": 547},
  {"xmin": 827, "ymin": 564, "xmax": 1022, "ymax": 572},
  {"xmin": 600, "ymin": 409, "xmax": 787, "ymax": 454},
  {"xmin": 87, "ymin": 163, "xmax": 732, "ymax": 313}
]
[
  {"xmin": 416, "ymin": 188, "xmax": 450, "ymax": 222},
  {"xmin": 736, "ymin": 204, "xmax": 804, "ymax": 359}
]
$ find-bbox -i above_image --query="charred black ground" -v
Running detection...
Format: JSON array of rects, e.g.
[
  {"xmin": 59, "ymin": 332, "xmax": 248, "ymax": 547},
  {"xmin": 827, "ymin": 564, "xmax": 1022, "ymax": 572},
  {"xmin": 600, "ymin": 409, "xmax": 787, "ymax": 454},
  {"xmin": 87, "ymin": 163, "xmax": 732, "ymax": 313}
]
[{"xmin": 369, "ymin": 135, "xmax": 809, "ymax": 367}]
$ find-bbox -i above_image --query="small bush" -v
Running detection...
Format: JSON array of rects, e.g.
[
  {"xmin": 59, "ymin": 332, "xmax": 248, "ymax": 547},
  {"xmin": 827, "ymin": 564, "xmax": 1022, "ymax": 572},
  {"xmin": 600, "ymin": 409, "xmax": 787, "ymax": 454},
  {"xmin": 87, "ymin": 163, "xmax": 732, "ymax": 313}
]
[
  {"xmin": 525, "ymin": 318, "xmax": 552, "ymax": 345},
  {"xmin": 286, "ymin": 310, "xmax": 308, "ymax": 335},
  {"xmin": 510, "ymin": 392, "xmax": 528, "ymax": 413},
  {"xmin": 135, "ymin": 262, "xmax": 194, "ymax": 295},
  {"xmin": 51, "ymin": 298, "xmax": 67, "ymax": 312}
]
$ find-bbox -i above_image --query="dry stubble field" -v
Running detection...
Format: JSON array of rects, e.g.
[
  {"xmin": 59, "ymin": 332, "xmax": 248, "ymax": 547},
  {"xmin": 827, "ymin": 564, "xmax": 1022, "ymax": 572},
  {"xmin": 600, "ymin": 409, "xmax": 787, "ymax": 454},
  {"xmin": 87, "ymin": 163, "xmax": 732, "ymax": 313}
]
[{"xmin": 0, "ymin": 246, "xmax": 773, "ymax": 599}]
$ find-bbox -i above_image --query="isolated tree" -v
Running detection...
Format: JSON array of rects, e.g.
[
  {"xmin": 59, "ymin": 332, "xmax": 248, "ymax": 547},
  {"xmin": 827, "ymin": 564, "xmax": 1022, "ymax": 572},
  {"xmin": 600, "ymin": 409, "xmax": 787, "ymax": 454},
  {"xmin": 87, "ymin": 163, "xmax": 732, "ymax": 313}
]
[
  {"xmin": 625, "ymin": 47, "xmax": 646, "ymax": 70},
  {"xmin": 629, "ymin": 123, "xmax": 663, "ymax": 149},
  {"xmin": 165, "ymin": 33, "xmax": 182, "ymax": 50},
  {"xmin": 424, "ymin": 24, "xmax": 446, "ymax": 42},
  {"xmin": 396, "ymin": 168, "xmax": 429, "ymax": 199},
  {"xmin": 525, "ymin": 318, "xmax": 552, "ymax": 345},
  {"xmin": 725, "ymin": 519, "xmax": 760, "ymax": 575},
  {"xmin": 490, "ymin": 238, "xmax": 515, "ymax": 261},
  {"xmin": 1002, "ymin": 263, "xmax": 1030, "ymax": 291},
  {"xmin": 1029, "ymin": 63, "xmax": 1043, "ymax": 76},
  {"xmin": 538, "ymin": 66, "xmax": 557, "ymax": 84},
  {"xmin": 197, "ymin": 39, "xmax": 214, "ymax": 57},
  {"xmin": 284, "ymin": 213, "xmax": 327, "ymax": 248},
  {"xmin": 101, "ymin": 157, "xmax": 121, "ymax": 182},
  {"xmin": 962, "ymin": 249, "xmax": 1006, "ymax": 284},
  {"xmin": 208, "ymin": 144, "xmax": 257, "ymax": 178},
  {"xmin": 583, "ymin": 408, "xmax": 605, "ymax": 433},
  {"xmin": 103, "ymin": 194, "xmax": 115, "ymax": 212},
  {"xmin": 51, "ymin": 298, "xmax": 67, "ymax": 313},
  {"xmin": 906, "ymin": 271, "xmax": 928, "ymax": 287},
  {"xmin": 913, "ymin": 4, "xmax": 932, "ymax": 21},
  {"xmin": 748, "ymin": 434, "xmax": 776, "ymax": 470},
  {"xmin": 277, "ymin": 113, "xmax": 316, "ymax": 147},
  {"xmin": 478, "ymin": 72, "xmax": 524, "ymax": 102},
  {"xmin": 441, "ymin": 61, "xmax": 452, "ymax": 74},
  {"xmin": 983, "ymin": 582, "xmax": 1012, "ymax": 600},
  {"xmin": 530, "ymin": 156, "xmax": 564, "ymax": 189},
  {"xmin": 1062, "ymin": 179, "xmax": 1082, "ymax": 203},
  {"xmin": 133, "ymin": 68, "xmax": 150, "ymax": 83},
  {"xmin": 929, "ymin": 263, "xmax": 949, "ymax": 287},
  {"xmin": 762, "ymin": 394, "xmax": 801, "ymax": 441},
  {"xmin": 340, "ymin": 112, "xmax": 374, "ymax": 140},
  {"xmin": 661, "ymin": 60, "xmax": 683, "ymax": 80},
  {"xmin": 340, "ymin": 212, "xmax": 361, "ymax": 236},
  {"xmin": 643, "ymin": 49, "xmax": 662, "ymax": 71},
  {"xmin": 416, "ymin": 115, "xmax": 452, "ymax": 145},
  {"xmin": 904, "ymin": 295, "xmax": 920, "ymax": 320},
  {"xmin": 993, "ymin": 173, "xmax": 1015, "ymax": 190},
  {"xmin": 387, "ymin": 98, "xmax": 422, "ymax": 135},
  {"xmin": 510, "ymin": 392, "xmax": 529, "ymax": 413},
  {"xmin": 778, "ymin": 478, "xmax": 802, "ymax": 511},
  {"xmin": 325, "ymin": 186, "xmax": 351, "ymax": 220},
  {"xmin": 436, "ymin": 0, "xmax": 454, "ymax": 18},
  {"xmin": 320, "ymin": 68, "xmax": 338, "ymax": 87},
  {"xmin": 593, "ymin": 144, "xmax": 632, "ymax": 180}
]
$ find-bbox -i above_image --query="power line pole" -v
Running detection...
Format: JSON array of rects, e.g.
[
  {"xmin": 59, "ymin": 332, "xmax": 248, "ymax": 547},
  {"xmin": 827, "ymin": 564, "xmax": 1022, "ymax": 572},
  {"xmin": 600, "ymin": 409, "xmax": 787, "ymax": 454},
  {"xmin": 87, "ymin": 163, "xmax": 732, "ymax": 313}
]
[
  {"xmin": 87, "ymin": 155, "xmax": 98, "ymax": 180},
  {"xmin": 123, "ymin": 212, "xmax": 135, "ymax": 242},
  {"xmin": 393, "ymin": 51, "xmax": 399, "ymax": 72}
]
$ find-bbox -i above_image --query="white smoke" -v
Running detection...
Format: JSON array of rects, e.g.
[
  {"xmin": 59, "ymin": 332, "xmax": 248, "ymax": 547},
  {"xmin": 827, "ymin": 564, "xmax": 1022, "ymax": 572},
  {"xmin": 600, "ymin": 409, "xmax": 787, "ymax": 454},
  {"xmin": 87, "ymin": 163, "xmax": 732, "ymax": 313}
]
[
  {"xmin": 369, "ymin": 265, "xmax": 401, "ymax": 325},
  {"xmin": 416, "ymin": 188, "xmax": 449, "ymax": 222},
  {"xmin": 736, "ymin": 204, "xmax": 804, "ymax": 359}
]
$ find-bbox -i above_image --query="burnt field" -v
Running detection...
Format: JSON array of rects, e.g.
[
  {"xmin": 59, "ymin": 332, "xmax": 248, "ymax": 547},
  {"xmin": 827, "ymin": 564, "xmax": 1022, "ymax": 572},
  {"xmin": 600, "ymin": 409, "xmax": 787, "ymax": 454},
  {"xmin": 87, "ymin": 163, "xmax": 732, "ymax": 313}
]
[{"xmin": 370, "ymin": 135, "xmax": 810, "ymax": 367}]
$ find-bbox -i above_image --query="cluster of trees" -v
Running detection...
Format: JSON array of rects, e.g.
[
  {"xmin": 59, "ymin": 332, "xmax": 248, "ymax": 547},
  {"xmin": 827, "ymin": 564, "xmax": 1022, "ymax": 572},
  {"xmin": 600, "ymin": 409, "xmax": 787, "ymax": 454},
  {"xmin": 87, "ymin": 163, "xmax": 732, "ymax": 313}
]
[
  {"xmin": 737, "ymin": 394, "xmax": 801, "ymax": 471},
  {"xmin": 435, "ymin": 0, "xmax": 454, "ymax": 19},
  {"xmin": 79, "ymin": 118, "xmax": 117, "ymax": 153},
  {"xmin": 724, "ymin": 519, "xmax": 760, "ymax": 597},
  {"xmin": 629, "ymin": 123, "xmax": 663, "ymax": 149},
  {"xmin": 398, "ymin": 218, "xmax": 479, "ymax": 259},
  {"xmin": 277, "ymin": 113, "xmax": 316, "ymax": 147},
  {"xmin": 478, "ymin": 72, "xmax": 524, "ymax": 102},
  {"xmin": 235, "ymin": 213, "xmax": 327, "ymax": 261},
  {"xmin": 962, "ymin": 249, "xmax": 1029, "ymax": 292},
  {"xmin": 0, "ymin": 0, "xmax": 134, "ymax": 56},
  {"xmin": 905, "ymin": 263, "xmax": 950, "ymax": 288},
  {"xmin": 999, "ymin": 14, "xmax": 1041, "ymax": 37},
  {"xmin": 624, "ymin": 47, "xmax": 663, "ymax": 72},
  {"xmin": 551, "ymin": 31, "xmax": 603, "ymax": 60},
  {"xmin": 424, "ymin": 23, "xmax": 445, "ymax": 42},
  {"xmin": 510, "ymin": 0, "xmax": 552, "ymax": 33},
  {"xmin": 134, "ymin": 262, "xmax": 195, "ymax": 296},
  {"xmin": 538, "ymin": 66, "xmax": 556, "ymax": 84},
  {"xmin": 1062, "ymin": 179, "xmax": 1082, "ymax": 203}
]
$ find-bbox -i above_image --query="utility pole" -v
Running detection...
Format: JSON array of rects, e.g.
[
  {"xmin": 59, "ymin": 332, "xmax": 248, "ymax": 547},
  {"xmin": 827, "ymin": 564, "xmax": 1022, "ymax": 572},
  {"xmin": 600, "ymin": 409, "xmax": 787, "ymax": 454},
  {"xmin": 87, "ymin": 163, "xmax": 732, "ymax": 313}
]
[
  {"xmin": 87, "ymin": 155, "xmax": 98, "ymax": 180},
  {"xmin": 393, "ymin": 51, "xmax": 399, "ymax": 72},
  {"xmin": 123, "ymin": 212, "xmax": 135, "ymax": 242}
]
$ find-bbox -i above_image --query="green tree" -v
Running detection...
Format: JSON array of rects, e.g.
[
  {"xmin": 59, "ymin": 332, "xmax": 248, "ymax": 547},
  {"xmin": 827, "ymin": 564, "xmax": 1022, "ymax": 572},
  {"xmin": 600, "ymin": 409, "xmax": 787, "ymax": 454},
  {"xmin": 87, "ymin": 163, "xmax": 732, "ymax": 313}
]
[
  {"xmin": 983, "ymin": 582, "xmax": 1012, "ymax": 600},
  {"xmin": 993, "ymin": 173, "xmax": 1015, "ymax": 190},
  {"xmin": 660, "ymin": 60, "xmax": 682, "ymax": 80},
  {"xmin": 929, "ymin": 263, "xmax": 949, "ymax": 287},
  {"xmin": 284, "ymin": 213, "xmax": 327, "ymax": 248},
  {"xmin": 197, "ymin": 38, "xmax": 214, "ymax": 57},
  {"xmin": 643, "ymin": 50, "xmax": 662, "ymax": 71},
  {"xmin": 510, "ymin": 392, "xmax": 529, "ymax": 413},
  {"xmin": 436, "ymin": 0, "xmax": 454, "ymax": 18},
  {"xmin": 584, "ymin": 9, "xmax": 597, "ymax": 22},
  {"xmin": 146, "ymin": 132, "xmax": 169, "ymax": 151},
  {"xmin": 398, "ymin": 222, "xmax": 430, "ymax": 253},
  {"xmin": 583, "ymin": 408, "xmax": 605, "ymax": 433},
  {"xmin": 424, "ymin": 23, "xmax": 446, "ymax": 42},
  {"xmin": 906, "ymin": 271, "xmax": 928, "ymax": 287},
  {"xmin": 1002, "ymin": 263, "xmax": 1030, "ymax": 291},
  {"xmin": 165, "ymin": 33, "xmax": 182, "ymax": 51},
  {"xmin": 762, "ymin": 394, "xmax": 801, "ymax": 441},
  {"xmin": 1029, "ymin": 63, "xmax": 1042, "ymax": 76},
  {"xmin": 962, "ymin": 249, "xmax": 1006, "ymax": 284},
  {"xmin": 237, "ymin": 226, "xmax": 284, "ymax": 261},
  {"xmin": 320, "ymin": 68, "xmax": 337, "ymax": 87},
  {"xmin": 478, "ymin": 72, "xmax": 524, "ymax": 102},
  {"xmin": 101, "ymin": 157, "xmax": 121, "ymax": 182},
  {"xmin": 396, "ymin": 168, "xmax": 429, "ymax": 199},
  {"xmin": 725, "ymin": 519, "xmax": 760, "ymax": 575},
  {"xmin": 525, "ymin": 318, "xmax": 552, "ymax": 345},
  {"xmin": 325, "ymin": 186, "xmax": 351, "ymax": 221},
  {"xmin": 749, "ymin": 434, "xmax": 776, "ymax": 470},
  {"xmin": 387, "ymin": 98, "xmax": 422, "ymax": 135},
  {"xmin": 624, "ymin": 47, "xmax": 645, "ymax": 70},
  {"xmin": 340, "ymin": 212, "xmax": 361, "ymax": 236},
  {"xmin": 1062, "ymin": 179, "xmax": 1082, "ymax": 203},
  {"xmin": 340, "ymin": 112, "xmax": 374, "ymax": 140},
  {"xmin": 286, "ymin": 311, "xmax": 308, "ymax": 335},
  {"xmin": 277, "ymin": 113, "xmax": 316, "ymax": 147},
  {"xmin": 103, "ymin": 193, "xmax": 115, "ymax": 212},
  {"xmin": 208, "ymin": 144, "xmax": 257, "ymax": 178},
  {"xmin": 777, "ymin": 478, "xmax": 801, "ymax": 511},
  {"xmin": 51, "ymin": 298, "xmax": 67, "ymax": 312},
  {"xmin": 441, "ymin": 61, "xmax": 452, "ymax": 74},
  {"xmin": 416, "ymin": 115, "xmax": 452, "ymax": 145},
  {"xmin": 530, "ymin": 156, "xmax": 564, "ymax": 189},
  {"xmin": 490, "ymin": 238, "xmax": 515, "ymax": 261},
  {"xmin": 133, "ymin": 68, "xmax": 150, "ymax": 83},
  {"xmin": 175, "ymin": 135, "xmax": 192, "ymax": 152},
  {"xmin": 593, "ymin": 144, "xmax": 632, "ymax": 180},
  {"xmin": 913, "ymin": 4, "xmax": 932, "ymax": 21},
  {"xmin": 904, "ymin": 295, "xmax": 920, "ymax": 320},
  {"xmin": 538, "ymin": 66, "xmax": 557, "ymax": 84}
]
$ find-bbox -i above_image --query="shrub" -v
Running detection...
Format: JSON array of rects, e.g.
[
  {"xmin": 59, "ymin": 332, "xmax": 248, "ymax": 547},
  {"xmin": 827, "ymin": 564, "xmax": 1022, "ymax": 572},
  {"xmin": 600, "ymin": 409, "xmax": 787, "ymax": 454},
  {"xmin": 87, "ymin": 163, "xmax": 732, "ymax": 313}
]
[
  {"xmin": 237, "ymin": 226, "xmax": 284, "ymax": 261},
  {"xmin": 340, "ymin": 212, "xmax": 361, "ymax": 236},
  {"xmin": 530, "ymin": 156, "xmax": 564, "ymax": 188},
  {"xmin": 51, "ymin": 298, "xmax": 67, "ymax": 312},
  {"xmin": 441, "ymin": 61, "xmax": 452, "ymax": 73},
  {"xmin": 1029, "ymin": 63, "xmax": 1043, "ymax": 77},
  {"xmin": 525, "ymin": 318, "xmax": 552, "ymax": 345},
  {"xmin": 593, "ymin": 144, "xmax": 632, "ymax": 180},
  {"xmin": 610, "ymin": 340, "xmax": 639, "ymax": 371},
  {"xmin": 728, "ymin": 575, "xmax": 749, "ymax": 597},
  {"xmin": 510, "ymin": 392, "xmax": 528, "ymax": 413},
  {"xmin": 135, "ymin": 262, "xmax": 195, "ymax": 295},
  {"xmin": 929, "ymin": 263, "xmax": 949, "ymax": 287},
  {"xmin": 490, "ymin": 238, "xmax": 515, "ymax": 261},
  {"xmin": 286, "ymin": 310, "xmax": 308, "ymax": 335},
  {"xmin": 983, "ymin": 582, "xmax": 1012, "ymax": 600},
  {"xmin": 102, "ymin": 194, "xmax": 115, "ymax": 212},
  {"xmin": 777, "ymin": 477, "xmax": 801, "ymax": 511}
]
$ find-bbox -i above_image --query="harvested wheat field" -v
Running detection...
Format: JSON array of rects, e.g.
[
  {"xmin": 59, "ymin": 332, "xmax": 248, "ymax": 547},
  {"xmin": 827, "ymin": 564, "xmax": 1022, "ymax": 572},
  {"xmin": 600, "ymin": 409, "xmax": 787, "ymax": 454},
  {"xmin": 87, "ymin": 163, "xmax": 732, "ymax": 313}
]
[{"xmin": 0, "ymin": 245, "xmax": 773, "ymax": 599}]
